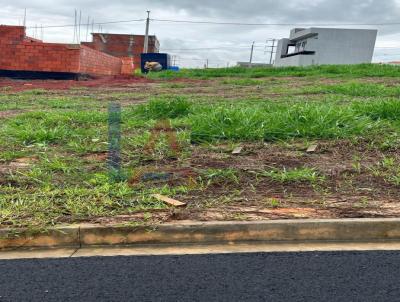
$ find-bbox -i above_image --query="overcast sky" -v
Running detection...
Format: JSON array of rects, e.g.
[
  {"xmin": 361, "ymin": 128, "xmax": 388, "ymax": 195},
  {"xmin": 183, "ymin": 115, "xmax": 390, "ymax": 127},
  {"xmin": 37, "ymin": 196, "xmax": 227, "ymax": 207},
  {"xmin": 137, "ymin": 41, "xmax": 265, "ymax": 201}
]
[{"xmin": 1, "ymin": 0, "xmax": 400, "ymax": 67}]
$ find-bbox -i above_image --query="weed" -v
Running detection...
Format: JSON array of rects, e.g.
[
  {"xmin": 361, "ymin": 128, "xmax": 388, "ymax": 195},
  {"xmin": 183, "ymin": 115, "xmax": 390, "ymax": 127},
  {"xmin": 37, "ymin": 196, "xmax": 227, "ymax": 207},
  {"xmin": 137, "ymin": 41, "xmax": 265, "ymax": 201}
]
[
  {"xmin": 257, "ymin": 167, "xmax": 324, "ymax": 184},
  {"xmin": 199, "ymin": 168, "xmax": 239, "ymax": 185},
  {"xmin": 222, "ymin": 79, "xmax": 264, "ymax": 86},
  {"xmin": 305, "ymin": 82, "xmax": 400, "ymax": 97},
  {"xmin": 382, "ymin": 157, "xmax": 396, "ymax": 169},
  {"xmin": 135, "ymin": 96, "xmax": 192, "ymax": 119},
  {"xmin": 161, "ymin": 83, "xmax": 187, "ymax": 89},
  {"xmin": 21, "ymin": 89, "xmax": 47, "ymax": 96},
  {"xmin": 189, "ymin": 102, "xmax": 377, "ymax": 142},
  {"xmin": 266, "ymin": 198, "xmax": 281, "ymax": 208},
  {"xmin": 352, "ymin": 99, "xmax": 400, "ymax": 120},
  {"xmin": 388, "ymin": 174, "xmax": 400, "ymax": 186},
  {"xmin": 351, "ymin": 156, "xmax": 363, "ymax": 173}
]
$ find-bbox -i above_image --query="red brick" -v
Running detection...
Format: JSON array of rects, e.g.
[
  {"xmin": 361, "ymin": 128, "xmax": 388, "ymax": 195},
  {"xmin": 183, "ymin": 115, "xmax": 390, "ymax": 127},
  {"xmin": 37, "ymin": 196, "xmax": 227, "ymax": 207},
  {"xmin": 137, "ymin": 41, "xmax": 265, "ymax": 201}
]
[{"xmin": 0, "ymin": 25, "xmax": 131, "ymax": 76}]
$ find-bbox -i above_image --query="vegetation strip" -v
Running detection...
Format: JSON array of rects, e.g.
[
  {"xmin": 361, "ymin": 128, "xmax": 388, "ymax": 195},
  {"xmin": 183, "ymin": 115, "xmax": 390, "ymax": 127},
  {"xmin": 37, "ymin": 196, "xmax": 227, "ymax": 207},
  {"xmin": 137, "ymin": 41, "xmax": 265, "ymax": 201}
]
[{"xmin": 1, "ymin": 64, "xmax": 400, "ymax": 230}]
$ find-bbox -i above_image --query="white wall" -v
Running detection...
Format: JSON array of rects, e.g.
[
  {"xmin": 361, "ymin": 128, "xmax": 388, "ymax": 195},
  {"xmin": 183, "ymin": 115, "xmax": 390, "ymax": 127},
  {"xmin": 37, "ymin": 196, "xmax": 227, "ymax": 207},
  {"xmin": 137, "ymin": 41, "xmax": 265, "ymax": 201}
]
[{"xmin": 274, "ymin": 28, "xmax": 377, "ymax": 67}]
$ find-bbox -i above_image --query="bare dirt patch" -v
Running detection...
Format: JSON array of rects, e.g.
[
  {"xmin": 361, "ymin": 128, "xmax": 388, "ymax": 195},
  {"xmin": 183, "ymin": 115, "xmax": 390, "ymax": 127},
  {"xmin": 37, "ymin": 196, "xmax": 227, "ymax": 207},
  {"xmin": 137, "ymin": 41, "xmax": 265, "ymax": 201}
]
[
  {"xmin": 125, "ymin": 140, "xmax": 400, "ymax": 224},
  {"xmin": 0, "ymin": 75, "xmax": 155, "ymax": 92},
  {"xmin": 0, "ymin": 110, "xmax": 27, "ymax": 119}
]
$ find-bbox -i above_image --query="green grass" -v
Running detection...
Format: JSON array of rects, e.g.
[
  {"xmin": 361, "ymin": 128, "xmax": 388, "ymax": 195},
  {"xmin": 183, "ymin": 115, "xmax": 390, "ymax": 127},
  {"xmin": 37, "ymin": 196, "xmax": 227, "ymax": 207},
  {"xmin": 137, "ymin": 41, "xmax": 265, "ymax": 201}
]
[
  {"xmin": 352, "ymin": 99, "xmax": 400, "ymax": 120},
  {"xmin": 134, "ymin": 96, "xmax": 192, "ymax": 119},
  {"xmin": 2, "ymin": 111, "xmax": 106, "ymax": 145},
  {"xmin": 186, "ymin": 102, "xmax": 385, "ymax": 142},
  {"xmin": 146, "ymin": 64, "xmax": 400, "ymax": 80},
  {"xmin": 125, "ymin": 96, "xmax": 399, "ymax": 143},
  {"xmin": 305, "ymin": 82, "xmax": 400, "ymax": 97},
  {"xmin": 2, "ymin": 64, "xmax": 400, "ymax": 230},
  {"xmin": 222, "ymin": 79, "xmax": 264, "ymax": 86},
  {"xmin": 256, "ymin": 167, "xmax": 324, "ymax": 184},
  {"xmin": 0, "ymin": 182, "xmax": 168, "ymax": 229},
  {"xmin": 199, "ymin": 168, "xmax": 239, "ymax": 185}
]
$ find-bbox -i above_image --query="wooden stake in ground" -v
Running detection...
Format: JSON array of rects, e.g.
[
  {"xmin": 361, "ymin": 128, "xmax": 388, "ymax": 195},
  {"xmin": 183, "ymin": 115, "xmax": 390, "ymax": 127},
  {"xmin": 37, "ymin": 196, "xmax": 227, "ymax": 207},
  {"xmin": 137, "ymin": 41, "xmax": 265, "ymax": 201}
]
[{"xmin": 151, "ymin": 194, "xmax": 187, "ymax": 207}]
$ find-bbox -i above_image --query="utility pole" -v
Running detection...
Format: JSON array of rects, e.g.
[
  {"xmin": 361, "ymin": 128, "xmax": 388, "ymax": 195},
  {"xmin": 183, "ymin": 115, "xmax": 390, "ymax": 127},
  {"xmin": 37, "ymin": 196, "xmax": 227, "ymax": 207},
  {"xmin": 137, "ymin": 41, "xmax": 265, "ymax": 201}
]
[
  {"xmin": 73, "ymin": 9, "xmax": 77, "ymax": 43},
  {"xmin": 205, "ymin": 59, "xmax": 209, "ymax": 69},
  {"xmin": 143, "ymin": 10, "xmax": 151, "ymax": 53},
  {"xmin": 86, "ymin": 16, "xmax": 90, "ymax": 41},
  {"xmin": 23, "ymin": 8, "xmax": 27, "ymax": 29},
  {"xmin": 249, "ymin": 41, "xmax": 255, "ymax": 68},
  {"xmin": 269, "ymin": 39, "xmax": 276, "ymax": 65},
  {"xmin": 78, "ymin": 10, "xmax": 82, "ymax": 43}
]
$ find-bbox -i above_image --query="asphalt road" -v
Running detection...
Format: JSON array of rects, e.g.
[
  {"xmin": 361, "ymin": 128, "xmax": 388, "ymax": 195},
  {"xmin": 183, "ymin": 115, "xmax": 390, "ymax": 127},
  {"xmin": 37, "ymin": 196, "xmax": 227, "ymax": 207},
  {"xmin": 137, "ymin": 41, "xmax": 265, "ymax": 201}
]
[{"xmin": 1, "ymin": 251, "xmax": 400, "ymax": 302}]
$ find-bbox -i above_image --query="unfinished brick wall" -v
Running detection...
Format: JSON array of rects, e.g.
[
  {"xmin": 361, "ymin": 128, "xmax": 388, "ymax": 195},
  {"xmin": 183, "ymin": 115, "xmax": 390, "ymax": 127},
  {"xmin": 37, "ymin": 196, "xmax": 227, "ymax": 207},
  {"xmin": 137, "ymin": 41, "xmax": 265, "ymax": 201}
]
[
  {"xmin": 0, "ymin": 26, "xmax": 80, "ymax": 73},
  {"xmin": 79, "ymin": 46, "xmax": 122, "ymax": 75},
  {"xmin": 0, "ymin": 25, "xmax": 132, "ymax": 76},
  {"xmin": 82, "ymin": 33, "xmax": 159, "ymax": 67},
  {"xmin": 120, "ymin": 57, "xmax": 135, "ymax": 75}
]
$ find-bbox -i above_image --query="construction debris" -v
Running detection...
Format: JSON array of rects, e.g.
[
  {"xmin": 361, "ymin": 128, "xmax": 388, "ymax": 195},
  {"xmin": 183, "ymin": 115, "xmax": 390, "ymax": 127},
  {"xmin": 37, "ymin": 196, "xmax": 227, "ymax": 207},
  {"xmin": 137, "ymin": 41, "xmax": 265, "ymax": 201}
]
[
  {"xmin": 151, "ymin": 194, "xmax": 187, "ymax": 207},
  {"xmin": 232, "ymin": 146, "xmax": 243, "ymax": 155},
  {"xmin": 306, "ymin": 144, "xmax": 319, "ymax": 153}
]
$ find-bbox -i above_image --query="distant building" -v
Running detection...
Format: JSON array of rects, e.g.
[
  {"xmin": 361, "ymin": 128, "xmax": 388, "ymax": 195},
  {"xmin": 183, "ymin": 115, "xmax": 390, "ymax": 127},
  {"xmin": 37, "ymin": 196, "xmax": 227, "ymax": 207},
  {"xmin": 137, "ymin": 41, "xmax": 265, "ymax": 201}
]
[{"xmin": 274, "ymin": 28, "xmax": 377, "ymax": 67}]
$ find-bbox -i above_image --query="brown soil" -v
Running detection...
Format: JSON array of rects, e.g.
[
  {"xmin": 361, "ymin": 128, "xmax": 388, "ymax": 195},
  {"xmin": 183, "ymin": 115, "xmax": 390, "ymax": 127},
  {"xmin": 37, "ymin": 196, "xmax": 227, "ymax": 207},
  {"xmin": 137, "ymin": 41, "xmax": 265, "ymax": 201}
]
[
  {"xmin": 0, "ymin": 110, "xmax": 27, "ymax": 119},
  {"xmin": 83, "ymin": 152, "xmax": 108, "ymax": 161},
  {"xmin": 0, "ymin": 75, "xmax": 154, "ymax": 92},
  {"xmin": 119, "ymin": 140, "xmax": 400, "ymax": 224}
]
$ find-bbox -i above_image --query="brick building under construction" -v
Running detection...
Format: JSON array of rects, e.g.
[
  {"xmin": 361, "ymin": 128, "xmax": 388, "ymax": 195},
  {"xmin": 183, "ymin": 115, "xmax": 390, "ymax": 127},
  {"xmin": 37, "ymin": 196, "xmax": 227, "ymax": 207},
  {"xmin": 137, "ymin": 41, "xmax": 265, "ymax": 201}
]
[{"xmin": 0, "ymin": 25, "xmax": 160, "ymax": 79}]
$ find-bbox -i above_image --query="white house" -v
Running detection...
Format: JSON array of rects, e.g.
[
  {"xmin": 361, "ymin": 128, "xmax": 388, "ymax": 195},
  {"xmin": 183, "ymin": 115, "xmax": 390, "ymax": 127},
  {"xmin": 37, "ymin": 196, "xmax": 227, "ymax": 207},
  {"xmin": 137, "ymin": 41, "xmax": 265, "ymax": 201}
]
[{"xmin": 274, "ymin": 28, "xmax": 378, "ymax": 67}]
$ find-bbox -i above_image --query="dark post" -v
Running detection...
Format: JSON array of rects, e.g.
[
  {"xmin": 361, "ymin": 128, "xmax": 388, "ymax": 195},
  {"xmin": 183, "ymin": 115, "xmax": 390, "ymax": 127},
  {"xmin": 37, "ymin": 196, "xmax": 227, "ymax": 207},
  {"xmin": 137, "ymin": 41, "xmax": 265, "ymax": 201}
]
[{"xmin": 108, "ymin": 102, "xmax": 122, "ymax": 182}]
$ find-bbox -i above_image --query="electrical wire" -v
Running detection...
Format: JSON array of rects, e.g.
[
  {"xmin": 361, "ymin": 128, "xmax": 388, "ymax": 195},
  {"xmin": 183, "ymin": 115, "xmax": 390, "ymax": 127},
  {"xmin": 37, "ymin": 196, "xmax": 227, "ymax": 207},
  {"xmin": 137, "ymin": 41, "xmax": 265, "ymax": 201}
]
[
  {"xmin": 161, "ymin": 46, "xmax": 265, "ymax": 51},
  {"xmin": 26, "ymin": 19, "xmax": 145, "ymax": 29},
  {"xmin": 23, "ymin": 16, "xmax": 400, "ymax": 29},
  {"xmin": 151, "ymin": 18, "xmax": 400, "ymax": 26}
]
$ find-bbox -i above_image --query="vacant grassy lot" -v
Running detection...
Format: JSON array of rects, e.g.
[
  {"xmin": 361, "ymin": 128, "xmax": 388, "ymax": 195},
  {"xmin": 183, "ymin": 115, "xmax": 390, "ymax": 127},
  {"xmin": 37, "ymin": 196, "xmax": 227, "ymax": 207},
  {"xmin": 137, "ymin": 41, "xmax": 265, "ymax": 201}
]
[{"xmin": 1, "ymin": 64, "xmax": 400, "ymax": 230}]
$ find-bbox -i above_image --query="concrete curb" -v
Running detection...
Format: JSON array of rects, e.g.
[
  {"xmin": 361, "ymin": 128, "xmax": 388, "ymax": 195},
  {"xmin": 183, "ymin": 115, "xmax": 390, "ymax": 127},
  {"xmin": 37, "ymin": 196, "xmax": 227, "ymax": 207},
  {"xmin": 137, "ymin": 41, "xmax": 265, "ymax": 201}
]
[{"xmin": 2, "ymin": 218, "xmax": 400, "ymax": 249}]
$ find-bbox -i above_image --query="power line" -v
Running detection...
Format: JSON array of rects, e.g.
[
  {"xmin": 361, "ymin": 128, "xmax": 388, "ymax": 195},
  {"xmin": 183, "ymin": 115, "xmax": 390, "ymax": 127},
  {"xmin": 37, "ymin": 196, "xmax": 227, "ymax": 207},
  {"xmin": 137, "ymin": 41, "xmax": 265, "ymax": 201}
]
[
  {"xmin": 161, "ymin": 46, "xmax": 266, "ymax": 51},
  {"xmin": 151, "ymin": 18, "xmax": 400, "ymax": 26},
  {"xmin": 26, "ymin": 18, "xmax": 145, "ymax": 29},
  {"xmin": 23, "ymin": 16, "xmax": 400, "ymax": 30}
]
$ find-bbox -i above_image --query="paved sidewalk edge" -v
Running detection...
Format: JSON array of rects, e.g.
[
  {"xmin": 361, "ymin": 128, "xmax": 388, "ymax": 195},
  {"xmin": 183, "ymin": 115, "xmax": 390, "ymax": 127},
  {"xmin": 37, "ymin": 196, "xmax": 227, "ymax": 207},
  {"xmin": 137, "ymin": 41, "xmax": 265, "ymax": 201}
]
[{"xmin": 2, "ymin": 218, "xmax": 400, "ymax": 249}]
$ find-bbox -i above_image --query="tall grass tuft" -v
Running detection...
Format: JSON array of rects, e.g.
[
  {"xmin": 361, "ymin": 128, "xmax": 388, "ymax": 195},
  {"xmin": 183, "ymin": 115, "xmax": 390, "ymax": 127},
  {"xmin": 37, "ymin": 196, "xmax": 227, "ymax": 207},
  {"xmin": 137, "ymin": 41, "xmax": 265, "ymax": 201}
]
[
  {"xmin": 135, "ymin": 96, "xmax": 192, "ymax": 119},
  {"xmin": 2, "ymin": 110, "xmax": 106, "ymax": 144},
  {"xmin": 305, "ymin": 82, "xmax": 400, "ymax": 97},
  {"xmin": 189, "ymin": 103, "xmax": 377, "ymax": 142},
  {"xmin": 352, "ymin": 99, "xmax": 400, "ymax": 120}
]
